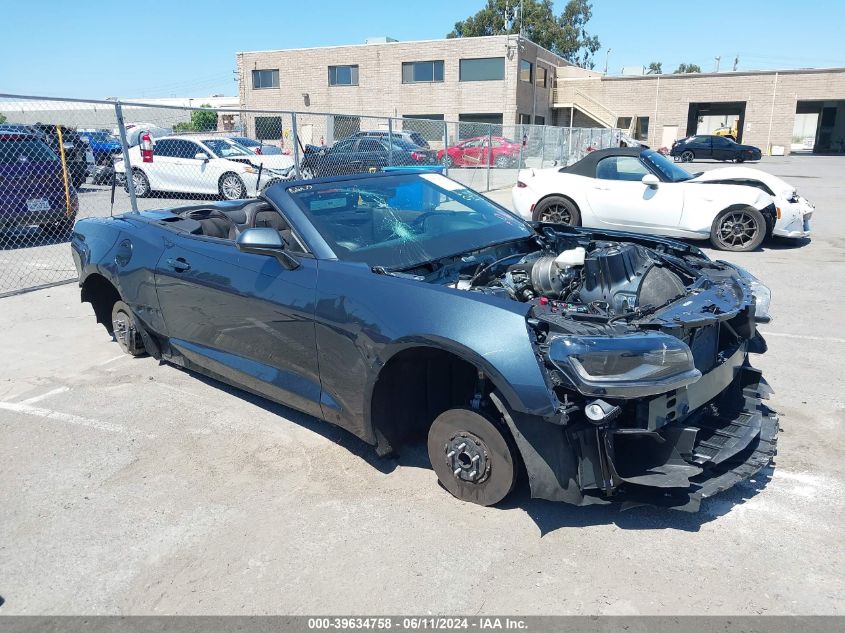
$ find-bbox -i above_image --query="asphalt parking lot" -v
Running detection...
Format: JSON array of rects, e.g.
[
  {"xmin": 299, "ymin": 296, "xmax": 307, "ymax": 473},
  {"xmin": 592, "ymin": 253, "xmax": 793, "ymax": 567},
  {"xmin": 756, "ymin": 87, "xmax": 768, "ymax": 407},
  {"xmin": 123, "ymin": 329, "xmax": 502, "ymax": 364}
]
[{"xmin": 1, "ymin": 155, "xmax": 843, "ymax": 615}]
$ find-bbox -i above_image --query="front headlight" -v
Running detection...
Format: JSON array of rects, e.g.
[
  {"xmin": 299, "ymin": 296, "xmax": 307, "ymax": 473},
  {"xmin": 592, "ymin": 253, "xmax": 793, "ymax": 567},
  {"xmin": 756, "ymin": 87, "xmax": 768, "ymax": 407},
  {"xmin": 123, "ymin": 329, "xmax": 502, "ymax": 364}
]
[
  {"xmin": 723, "ymin": 263, "xmax": 772, "ymax": 323},
  {"xmin": 546, "ymin": 332, "xmax": 701, "ymax": 399}
]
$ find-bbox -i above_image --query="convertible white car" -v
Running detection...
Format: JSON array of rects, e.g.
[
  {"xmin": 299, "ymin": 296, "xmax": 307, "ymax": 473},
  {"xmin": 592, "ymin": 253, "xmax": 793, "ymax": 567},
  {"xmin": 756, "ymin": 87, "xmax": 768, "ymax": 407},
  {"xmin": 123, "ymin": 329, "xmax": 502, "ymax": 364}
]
[
  {"xmin": 512, "ymin": 147, "xmax": 777, "ymax": 251},
  {"xmin": 115, "ymin": 135, "xmax": 295, "ymax": 200},
  {"xmin": 690, "ymin": 166, "xmax": 813, "ymax": 239}
]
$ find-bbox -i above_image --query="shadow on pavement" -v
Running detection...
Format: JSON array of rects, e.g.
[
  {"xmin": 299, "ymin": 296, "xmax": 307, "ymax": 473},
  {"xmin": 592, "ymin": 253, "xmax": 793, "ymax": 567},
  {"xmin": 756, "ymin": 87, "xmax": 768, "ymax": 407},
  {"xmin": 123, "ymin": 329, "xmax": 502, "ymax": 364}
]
[{"xmin": 169, "ymin": 362, "xmax": 774, "ymax": 534}]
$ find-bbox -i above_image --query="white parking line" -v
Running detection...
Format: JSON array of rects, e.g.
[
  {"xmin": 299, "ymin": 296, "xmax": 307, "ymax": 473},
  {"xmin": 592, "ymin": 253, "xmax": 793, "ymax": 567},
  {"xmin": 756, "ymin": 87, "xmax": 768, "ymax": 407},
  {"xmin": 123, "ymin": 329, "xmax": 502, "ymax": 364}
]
[
  {"xmin": 95, "ymin": 354, "xmax": 128, "ymax": 367},
  {"xmin": 761, "ymin": 331, "xmax": 845, "ymax": 344},
  {"xmin": 0, "ymin": 400, "xmax": 125, "ymax": 433},
  {"xmin": 20, "ymin": 386, "xmax": 70, "ymax": 404}
]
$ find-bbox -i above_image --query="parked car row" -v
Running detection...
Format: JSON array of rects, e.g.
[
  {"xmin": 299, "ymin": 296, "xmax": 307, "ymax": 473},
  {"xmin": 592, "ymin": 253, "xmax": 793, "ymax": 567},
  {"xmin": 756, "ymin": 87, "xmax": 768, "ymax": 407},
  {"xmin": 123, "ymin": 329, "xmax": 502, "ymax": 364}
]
[{"xmin": 512, "ymin": 147, "xmax": 812, "ymax": 252}]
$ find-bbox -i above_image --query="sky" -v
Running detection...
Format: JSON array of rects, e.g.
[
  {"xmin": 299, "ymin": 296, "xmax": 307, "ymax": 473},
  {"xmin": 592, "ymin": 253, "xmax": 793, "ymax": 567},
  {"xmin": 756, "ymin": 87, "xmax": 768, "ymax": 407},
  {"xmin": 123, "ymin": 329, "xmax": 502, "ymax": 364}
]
[{"xmin": 1, "ymin": 0, "xmax": 844, "ymax": 99}]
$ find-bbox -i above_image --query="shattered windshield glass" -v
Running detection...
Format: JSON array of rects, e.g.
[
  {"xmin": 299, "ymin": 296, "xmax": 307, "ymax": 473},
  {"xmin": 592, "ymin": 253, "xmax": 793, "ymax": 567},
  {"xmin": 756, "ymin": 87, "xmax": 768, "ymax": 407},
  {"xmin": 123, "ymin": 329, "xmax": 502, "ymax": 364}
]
[{"xmin": 286, "ymin": 173, "xmax": 532, "ymax": 269}]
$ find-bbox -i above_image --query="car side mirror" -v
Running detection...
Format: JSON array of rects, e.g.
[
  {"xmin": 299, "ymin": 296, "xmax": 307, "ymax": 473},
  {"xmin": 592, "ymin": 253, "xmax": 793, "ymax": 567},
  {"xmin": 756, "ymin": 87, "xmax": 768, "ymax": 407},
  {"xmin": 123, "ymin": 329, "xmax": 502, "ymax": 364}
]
[
  {"xmin": 195, "ymin": 152, "xmax": 210, "ymax": 161},
  {"xmin": 236, "ymin": 228, "xmax": 300, "ymax": 269},
  {"xmin": 642, "ymin": 174, "xmax": 660, "ymax": 188}
]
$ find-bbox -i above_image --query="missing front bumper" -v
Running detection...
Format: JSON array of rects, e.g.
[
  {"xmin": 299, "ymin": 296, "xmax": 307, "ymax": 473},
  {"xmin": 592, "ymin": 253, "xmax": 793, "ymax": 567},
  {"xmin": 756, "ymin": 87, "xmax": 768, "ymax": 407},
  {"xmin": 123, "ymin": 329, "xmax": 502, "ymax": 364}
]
[{"xmin": 498, "ymin": 360, "xmax": 778, "ymax": 512}]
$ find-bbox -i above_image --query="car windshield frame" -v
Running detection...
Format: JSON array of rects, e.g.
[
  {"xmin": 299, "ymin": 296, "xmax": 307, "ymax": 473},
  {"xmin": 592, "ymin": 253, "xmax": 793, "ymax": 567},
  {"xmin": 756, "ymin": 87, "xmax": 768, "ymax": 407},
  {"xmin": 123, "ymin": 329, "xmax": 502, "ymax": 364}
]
[
  {"xmin": 641, "ymin": 149, "xmax": 694, "ymax": 183},
  {"xmin": 201, "ymin": 138, "xmax": 254, "ymax": 158},
  {"xmin": 285, "ymin": 174, "xmax": 533, "ymax": 270}
]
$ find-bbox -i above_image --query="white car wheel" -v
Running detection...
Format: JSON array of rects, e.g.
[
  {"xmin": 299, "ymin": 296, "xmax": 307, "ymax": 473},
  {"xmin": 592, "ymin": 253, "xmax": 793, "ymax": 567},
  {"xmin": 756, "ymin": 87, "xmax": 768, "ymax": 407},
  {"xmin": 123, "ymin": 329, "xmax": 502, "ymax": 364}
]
[{"xmin": 219, "ymin": 173, "xmax": 246, "ymax": 200}]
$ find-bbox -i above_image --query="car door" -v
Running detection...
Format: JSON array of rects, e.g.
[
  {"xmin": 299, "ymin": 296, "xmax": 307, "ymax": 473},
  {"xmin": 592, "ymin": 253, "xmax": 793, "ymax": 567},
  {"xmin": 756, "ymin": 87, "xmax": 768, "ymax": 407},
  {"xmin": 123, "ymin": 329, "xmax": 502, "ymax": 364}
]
[
  {"xmin": 153, "ymin": 218, "xmax": 323, "ymax": 417},
  {"xmin": 318, "ymin": 138, "xmax": 357, "ymax": 177},
  {"xmin": 146, "ymin": 139, "xmax": 179, "ymax": 191},
  {"xmin": 355, "ymin": 138, "xmax": 389, "ymax": 172},
  {"xmin": 585, "ymin": 155, "xmax": 685, "ymax": 233},
  {"xmin": 459, "ymin": 139, "xmax": 486, "ymax": 166},
  {"xmin": 711, "ymin": 136, "xmax": 735, "ymax": 161},
  {"xmin": 169, "ymin": 139, "xmax": 213, "ymax": 194},
  {"xmin": 693, "ymin": 136, "xmax": 713, "ymax": 159}
]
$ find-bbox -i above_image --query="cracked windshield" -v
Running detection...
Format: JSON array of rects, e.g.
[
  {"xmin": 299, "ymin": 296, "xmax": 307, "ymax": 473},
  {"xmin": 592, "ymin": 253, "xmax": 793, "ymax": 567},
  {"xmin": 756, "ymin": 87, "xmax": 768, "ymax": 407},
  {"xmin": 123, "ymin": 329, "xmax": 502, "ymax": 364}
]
[{"xmin": 286, "ymin": 173, "xmax": 532, "ymax": 270}]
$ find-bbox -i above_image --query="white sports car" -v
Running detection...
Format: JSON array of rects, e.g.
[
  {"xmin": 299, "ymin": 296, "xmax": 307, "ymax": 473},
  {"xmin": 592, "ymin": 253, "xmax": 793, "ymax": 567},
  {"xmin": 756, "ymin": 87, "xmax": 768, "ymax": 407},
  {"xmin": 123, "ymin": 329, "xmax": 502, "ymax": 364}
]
[
  {"xmin": 512, "ymin": 147, "xmax": 777, "ymax": 251},
  {"xmin": 689, "ymin": 166, "xmax": 813, "ymax": 239}
]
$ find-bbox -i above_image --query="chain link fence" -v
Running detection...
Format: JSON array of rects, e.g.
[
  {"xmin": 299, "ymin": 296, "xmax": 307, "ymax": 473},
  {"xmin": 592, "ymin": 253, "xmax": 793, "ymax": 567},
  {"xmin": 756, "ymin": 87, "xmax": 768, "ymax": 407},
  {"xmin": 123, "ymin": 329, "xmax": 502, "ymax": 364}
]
[{"xmin": 0, "ymin": 93, "xmax": 619, "ymax": 295}]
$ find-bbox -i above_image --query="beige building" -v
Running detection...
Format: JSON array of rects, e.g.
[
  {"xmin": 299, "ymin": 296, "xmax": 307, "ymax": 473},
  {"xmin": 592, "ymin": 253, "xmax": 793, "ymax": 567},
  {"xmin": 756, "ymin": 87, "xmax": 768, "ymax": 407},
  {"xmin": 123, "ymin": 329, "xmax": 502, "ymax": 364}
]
[
  {"xmin": 553, "ymin": 67, "xmax": 845, "ymax": 154},
  {"xmin": 236, "ymin": 35, "xmax": 569, "ymax": 144},
  {"xmin": 237, "ymin": 35, "xmax": 845, "ymax": 155}
]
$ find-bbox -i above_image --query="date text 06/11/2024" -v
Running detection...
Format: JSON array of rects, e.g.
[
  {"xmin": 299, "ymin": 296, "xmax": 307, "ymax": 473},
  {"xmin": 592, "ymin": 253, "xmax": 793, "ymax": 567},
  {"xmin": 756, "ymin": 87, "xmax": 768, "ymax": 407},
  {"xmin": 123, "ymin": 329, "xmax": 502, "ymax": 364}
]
[{"xmin": 307, "ymin": 617, "xmax": 528, "ymax": 630}]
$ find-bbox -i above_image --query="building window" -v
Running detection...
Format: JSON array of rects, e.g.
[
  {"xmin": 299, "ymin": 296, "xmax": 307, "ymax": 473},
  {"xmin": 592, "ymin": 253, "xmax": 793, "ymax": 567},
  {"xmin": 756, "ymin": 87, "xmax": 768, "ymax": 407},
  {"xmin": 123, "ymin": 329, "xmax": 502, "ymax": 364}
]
[
  {"xmin": 458, "ymin": 113, "xmax": 503, "ymax": 138},
  {"xmin": 402, "ymin": 60, "xmax": 444, "ymax": 83},
  {"xmin": 534, "ymin": 115, "xmax": 545, "ymax": 125},
  {"xmin": 518, "ymin": 114, "xmax": 531, "ymax": 125},
  {"xmin": 536, "ymin": 66, "xmax": 547, "ymax": 88},
  {"xmin": 403, "ymin": 114, "xmax": 445, "ymax": 141},
  {"xmin": 329, "ymin": 65, "xmax": 359, "ymax": 86},
  {"xmin": 459, "ymin": 57, "xmax": 505, "ymax": 81},
  {"xmin": 635, "ymin": 116, "xmax": 650, "ymax": 141},
  {"xmin": 616, "ymin": 117, "xmax": 632, "ymax": 130},
  {"xmin": 519, "ymin": 60, "xmax": 533, "ymax": 83},
  {"xmin": 252, "ymin": 69, "xmax": 279, "ymax": 89},
  {"xmin": 255, "ymin": 116, "xmax": 282, "ymax": 140},
  {"xmin": 333, "ymin": 115, "xmax": 361, "ymax": 140}
]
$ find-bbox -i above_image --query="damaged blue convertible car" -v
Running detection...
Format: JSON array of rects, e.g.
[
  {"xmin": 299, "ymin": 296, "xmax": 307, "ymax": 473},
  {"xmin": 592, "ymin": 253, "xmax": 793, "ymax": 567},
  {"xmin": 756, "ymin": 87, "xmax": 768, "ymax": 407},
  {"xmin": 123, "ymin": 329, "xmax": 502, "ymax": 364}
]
[{"xmin": 71, "ymin": 171, "xmax": 778, "ymax": 510}]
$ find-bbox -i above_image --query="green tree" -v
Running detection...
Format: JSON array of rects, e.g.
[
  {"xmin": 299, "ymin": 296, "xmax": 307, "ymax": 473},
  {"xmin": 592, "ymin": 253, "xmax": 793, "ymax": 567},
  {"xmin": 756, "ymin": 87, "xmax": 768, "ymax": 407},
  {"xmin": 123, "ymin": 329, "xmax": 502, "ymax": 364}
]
[
  {"xmin": 174, "ymin": 104, "xmax": 218, "ymax": 133},
  {"xmin": 0, "ymin": 113, "xmax": 7, "ymax": 124},
  {"xmin": 447, "ymin": 0, "xmax": 601, "ymax": 69},
  {"xmin": 673, "ymin": 63, "xmax": 702, "ymax": 74},
  {"xmin": 646, "ymin": 61, "xmax": 662, "ymax": 74}
]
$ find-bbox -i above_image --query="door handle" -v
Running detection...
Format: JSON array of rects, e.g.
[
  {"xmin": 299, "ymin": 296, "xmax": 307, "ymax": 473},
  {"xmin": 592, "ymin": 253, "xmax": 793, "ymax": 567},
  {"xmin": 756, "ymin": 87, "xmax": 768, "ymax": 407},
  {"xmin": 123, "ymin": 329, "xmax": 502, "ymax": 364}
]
[
  {"xmin": 166, "ymin": 257, "xmax": 191, "ymax": 272},
  {"xmin": 593, "ymin": 185, "xmax": 610, "ymax": 191}
]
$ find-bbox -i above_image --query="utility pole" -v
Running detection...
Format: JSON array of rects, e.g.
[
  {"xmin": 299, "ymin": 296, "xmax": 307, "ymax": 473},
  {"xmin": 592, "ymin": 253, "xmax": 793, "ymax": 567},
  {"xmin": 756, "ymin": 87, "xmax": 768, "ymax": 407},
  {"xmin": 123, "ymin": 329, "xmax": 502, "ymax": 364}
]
[
  {"xmin": 733, "ymin": 55, "xmax": 739, "ymax": 71},
  {"xmin": 604, "ymin": 48, "xmax": 612, "ymax": 75},
  {"xmin": 715, "ymin": 56, "xmax": 721, "ymax": 72}
]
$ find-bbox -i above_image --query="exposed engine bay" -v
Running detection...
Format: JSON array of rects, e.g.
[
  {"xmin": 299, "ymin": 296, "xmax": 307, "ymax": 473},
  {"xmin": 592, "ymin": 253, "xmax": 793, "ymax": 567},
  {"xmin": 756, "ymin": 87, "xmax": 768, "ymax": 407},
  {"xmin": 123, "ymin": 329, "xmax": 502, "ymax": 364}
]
[{"xmin": 399, "ymin": 227, "xmax": 777, "ymax": 511}]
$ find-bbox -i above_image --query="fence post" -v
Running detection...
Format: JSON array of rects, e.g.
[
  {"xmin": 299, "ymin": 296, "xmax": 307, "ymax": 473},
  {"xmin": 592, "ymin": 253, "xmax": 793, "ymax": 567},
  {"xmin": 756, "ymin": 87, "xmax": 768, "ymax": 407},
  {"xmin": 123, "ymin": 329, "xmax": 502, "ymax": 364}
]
[
  {"xmin": 291, "ymin": 112, "xmax": 302, "ymax": 180},
  {"xmin": 388, "ymin": 118, "xmax": 394, "ymax": 168},
  {"xmin": 442, "ymin": 121, "xmax": 449, "ymax": 177},
  {"xmin": 114, "ymin": 101, "xmax": 138, "ymax": 213},
  {"xmin": 486, "ymin": 125, "xmax": 492, "ymax": 192}
]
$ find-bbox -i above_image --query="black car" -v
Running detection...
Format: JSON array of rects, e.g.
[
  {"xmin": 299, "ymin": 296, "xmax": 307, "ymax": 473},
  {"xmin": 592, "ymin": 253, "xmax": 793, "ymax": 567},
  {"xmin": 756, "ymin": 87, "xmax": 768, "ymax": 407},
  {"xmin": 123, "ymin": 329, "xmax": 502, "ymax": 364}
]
[
  {"xmin": 300, "ymin": 136, "xmax": 438, "ymax": 178},
  {"xmin": 670, "ymin": 135, "xmax": 762, "ymax": 163},
  {"xmin": 350, "ymin": 129, "xmax": 431, "ymax": 149},
  {"xmin": 30, "ymin": 124, "xmax": 89, "ymax": 188},
  {"xmin": 72, "ymin": 172, "xmax": 777, "ymax": 512}
]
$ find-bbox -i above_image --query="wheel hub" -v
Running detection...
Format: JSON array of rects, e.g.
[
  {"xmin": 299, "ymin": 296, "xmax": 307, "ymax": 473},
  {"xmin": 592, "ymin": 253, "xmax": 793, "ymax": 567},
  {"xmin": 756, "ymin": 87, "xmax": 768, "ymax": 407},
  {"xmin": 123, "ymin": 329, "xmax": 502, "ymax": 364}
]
[
  {"xmin": 444, "ymin": 432, "xmax": 490, "ymax": 484},
  {"xmin": 719, "ymin": 212, "xmax": 757, "ymax": 247},
  {"xmin": 542, "ymin": 205, "xmax": 570, "ymax": 224}
]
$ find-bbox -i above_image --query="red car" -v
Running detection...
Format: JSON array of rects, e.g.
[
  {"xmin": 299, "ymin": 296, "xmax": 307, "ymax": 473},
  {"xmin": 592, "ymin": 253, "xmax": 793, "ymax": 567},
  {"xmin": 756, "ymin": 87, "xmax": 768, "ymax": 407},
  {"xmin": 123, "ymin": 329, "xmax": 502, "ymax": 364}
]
[{"xmin": 438, "ymin": 136, "xmax": 522, "ymax": 168}]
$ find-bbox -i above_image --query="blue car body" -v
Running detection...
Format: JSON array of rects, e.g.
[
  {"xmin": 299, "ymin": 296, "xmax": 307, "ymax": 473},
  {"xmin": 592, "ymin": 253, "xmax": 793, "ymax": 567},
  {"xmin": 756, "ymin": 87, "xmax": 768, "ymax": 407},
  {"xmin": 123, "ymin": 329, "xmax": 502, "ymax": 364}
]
[
  {"xmin": 0, "ymin": 132, "xmax": 78, "ymax": 232},
  {"xmin": 71, "ymin": 172, "xmax": 777, "ymax": 511}
]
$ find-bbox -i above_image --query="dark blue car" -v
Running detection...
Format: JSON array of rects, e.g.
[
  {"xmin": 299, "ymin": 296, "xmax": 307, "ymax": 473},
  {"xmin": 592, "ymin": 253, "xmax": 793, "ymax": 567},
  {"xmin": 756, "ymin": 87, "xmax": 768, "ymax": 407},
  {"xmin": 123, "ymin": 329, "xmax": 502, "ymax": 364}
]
[
  {"xmin": 71, "ymin": 172, "xmax": 777, "ymax": 511},
  {"xmin": 1, "ymin": 132, "xmax": 78, "ymax": 238}
]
